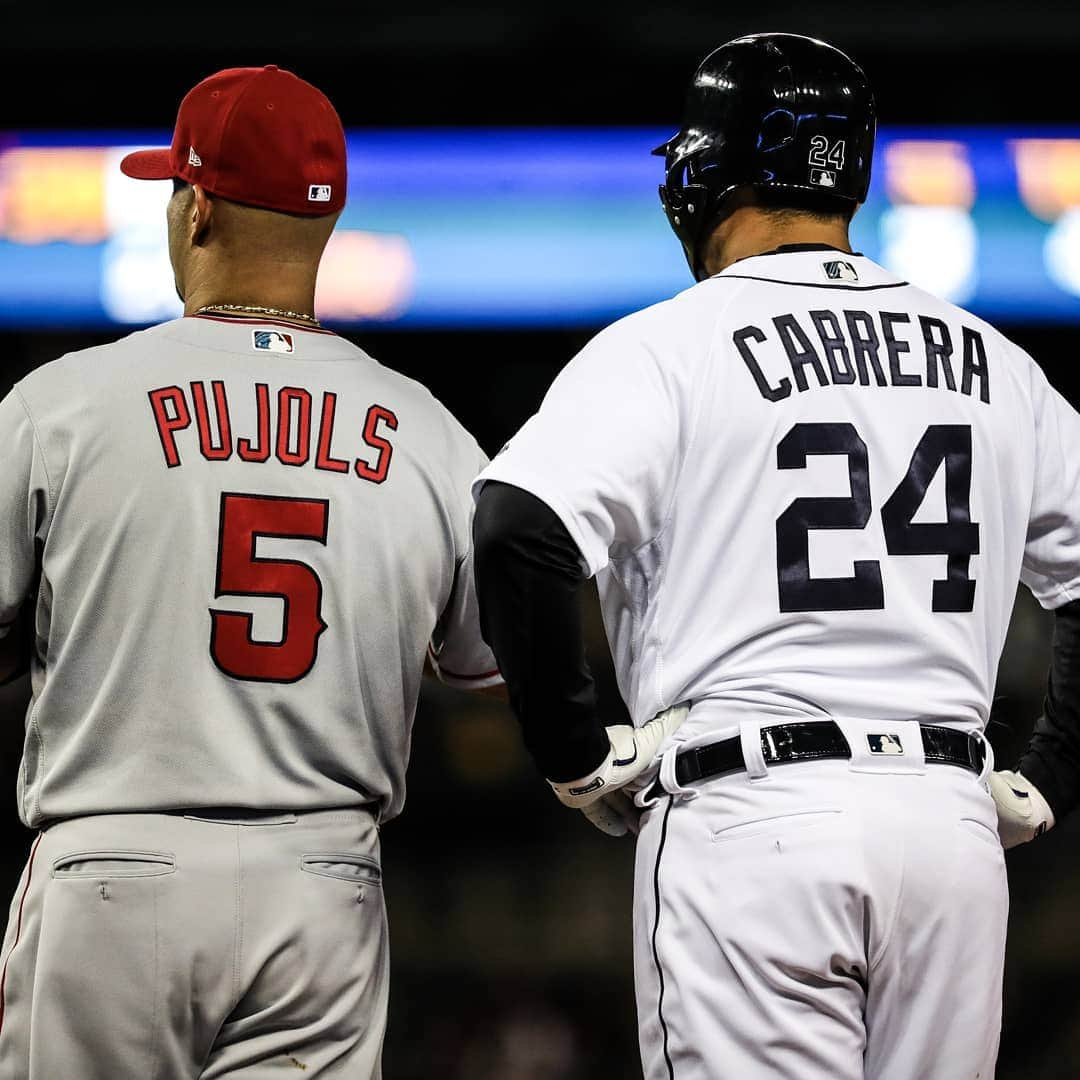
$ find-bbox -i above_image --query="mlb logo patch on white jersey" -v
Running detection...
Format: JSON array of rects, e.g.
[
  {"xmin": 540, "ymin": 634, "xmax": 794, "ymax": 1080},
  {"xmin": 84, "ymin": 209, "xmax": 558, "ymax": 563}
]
[
  {"xmin": 308, "ymin": 184, "xmax": 332, "ymax": 203},
  {"xmin": 252, "ymin": 329, "xmax": 294, "ymax": 353},
  {"xmin": 823, "ymin": 259, "xmax": 859, "ymax": 282}
]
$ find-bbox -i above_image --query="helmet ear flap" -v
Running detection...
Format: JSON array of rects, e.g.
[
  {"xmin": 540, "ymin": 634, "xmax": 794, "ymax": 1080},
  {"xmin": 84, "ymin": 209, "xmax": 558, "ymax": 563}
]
[{"xmin": 657, "ymin": 180, "xmax": 715, "ymax": 282}]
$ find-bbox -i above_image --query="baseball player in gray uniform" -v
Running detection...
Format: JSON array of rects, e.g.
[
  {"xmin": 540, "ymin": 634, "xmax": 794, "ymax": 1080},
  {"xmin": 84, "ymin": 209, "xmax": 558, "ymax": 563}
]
[
  {"xmin": 0, "ymin": 66, "xmax": 501, "ymax": 1078},
  {"xmin": 472, "ymin": 33, "xmax": 1080, "ymax": 1079}
]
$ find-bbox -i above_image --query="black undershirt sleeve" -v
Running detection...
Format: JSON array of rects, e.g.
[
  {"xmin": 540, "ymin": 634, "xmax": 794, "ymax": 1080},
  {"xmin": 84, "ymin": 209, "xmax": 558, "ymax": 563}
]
[
  {"xmin": 1018, "ymin": 598, "xmax": 1080, "ymax": 820},
  {"xmin": 0, "ymin": 608, "xmax": 32, "ymax": 686},
  {"xmin": 472, "ymin": 481, "xmax": 610, "ymax": 782}
]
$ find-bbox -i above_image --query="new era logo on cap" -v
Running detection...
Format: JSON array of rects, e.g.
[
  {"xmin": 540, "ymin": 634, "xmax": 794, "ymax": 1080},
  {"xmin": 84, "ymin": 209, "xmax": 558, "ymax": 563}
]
[
  {"xmin": 308, "ymin": 184, "xmax": 332, "ymax": 202},
  {"xmin": 188, "ymin": 146, "xmax": 202, "ymax": 167},
  {"xmin": 252, "ymin": 329, "xmax": 294, "ymax": 353}
]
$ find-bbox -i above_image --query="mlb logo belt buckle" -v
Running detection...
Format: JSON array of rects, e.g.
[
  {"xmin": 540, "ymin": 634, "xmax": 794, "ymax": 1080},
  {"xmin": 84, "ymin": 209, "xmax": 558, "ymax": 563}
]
[{"xmin": 867, "ymin": 732, "xmax": 904, "ymax": 755}]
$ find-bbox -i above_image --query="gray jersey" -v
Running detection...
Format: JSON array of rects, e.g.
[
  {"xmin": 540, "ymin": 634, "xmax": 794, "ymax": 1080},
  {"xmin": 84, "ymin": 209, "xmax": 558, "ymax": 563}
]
[{"xmin": 0, "ymin": 315, "xmax": 500, "ymax": 827}]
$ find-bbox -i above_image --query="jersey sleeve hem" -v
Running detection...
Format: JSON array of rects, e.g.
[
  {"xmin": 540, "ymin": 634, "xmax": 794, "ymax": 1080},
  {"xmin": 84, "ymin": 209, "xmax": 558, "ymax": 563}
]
[
  {"xmin": 472, "ymin": 466, "xmax": 607, "ymax": 578},
  {"xmin": 1021, "ymin": 569, "xmax": 1080, "ymax": 610},
  {"xmin": 438, "ymin": 670, "xmax": 505, "ymax": 690},
  {"xmin": 427, "ymin": 645, "xmax": 504, "ymax": 689}
]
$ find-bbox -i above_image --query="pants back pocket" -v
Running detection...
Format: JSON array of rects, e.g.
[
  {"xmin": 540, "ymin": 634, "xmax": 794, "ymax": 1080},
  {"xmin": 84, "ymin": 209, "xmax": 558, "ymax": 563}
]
[
  {"xmin": 300, "ymin": 853, "xmax": 382, "ymax": 885},
  {"xmin": 52, "ymin": 850, "xmax": 176, "ymax": 878}
]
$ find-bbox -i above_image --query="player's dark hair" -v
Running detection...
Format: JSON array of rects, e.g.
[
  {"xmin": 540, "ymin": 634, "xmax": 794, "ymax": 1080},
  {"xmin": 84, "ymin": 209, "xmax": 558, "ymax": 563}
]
[
  {"xmin": 172, "ymin": 177, "xmax": 191, "ymax": 196},
  {"xmin": 751, "ymin": 185, "xmax": 856, "ymax": 225}
]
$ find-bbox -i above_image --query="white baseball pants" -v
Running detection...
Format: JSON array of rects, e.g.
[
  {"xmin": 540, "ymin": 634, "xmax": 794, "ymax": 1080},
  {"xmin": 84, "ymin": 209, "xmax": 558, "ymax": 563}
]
[
  {"xmin": 0, "ymin": 807, "xmax": 388, "ymax": 1078},
  {"xmin": 635, "ymin": 719, "xmax": 1008, "ymax": 1080}
]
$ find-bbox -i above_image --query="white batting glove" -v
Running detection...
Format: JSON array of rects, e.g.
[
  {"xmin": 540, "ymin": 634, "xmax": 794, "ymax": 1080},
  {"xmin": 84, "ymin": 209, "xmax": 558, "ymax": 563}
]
[
  {"xmin": 548, "ymin": 704, "xmax": 689, "ymax": 837},
  {"xmin": 580, "ymin": 790, "xmax": 642, "ymax": 837},
  {"xmin": 988, "ymin": 769, "xmax": 1055, "ymax": 849}
]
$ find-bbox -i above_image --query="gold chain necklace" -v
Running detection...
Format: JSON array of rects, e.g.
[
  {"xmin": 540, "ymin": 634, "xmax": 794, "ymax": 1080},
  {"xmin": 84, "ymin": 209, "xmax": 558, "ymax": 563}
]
[{"xmin": 195, "ymin": 303, "xmax": 321, "ymax": 326}]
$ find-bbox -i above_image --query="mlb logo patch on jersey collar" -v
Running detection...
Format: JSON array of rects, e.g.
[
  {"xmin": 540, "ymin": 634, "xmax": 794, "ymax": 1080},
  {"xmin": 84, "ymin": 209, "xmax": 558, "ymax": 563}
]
[
  {"xmin": 822, "ymin": 259, "xmax": 859, "ymax": 282},
  {"xmin": 252, "ymin": 329, "xmax": 294, "ymax": 353},
  {"xmin": 867, "ymin": 733, "xmax": 904, "ymax": 755}
]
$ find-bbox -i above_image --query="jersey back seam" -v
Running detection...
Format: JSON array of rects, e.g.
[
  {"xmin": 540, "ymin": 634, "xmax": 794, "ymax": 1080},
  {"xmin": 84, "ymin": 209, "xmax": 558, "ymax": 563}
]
[{"xmin": 13, "ymin": 387, "xmax": 56, "ymax": 518}]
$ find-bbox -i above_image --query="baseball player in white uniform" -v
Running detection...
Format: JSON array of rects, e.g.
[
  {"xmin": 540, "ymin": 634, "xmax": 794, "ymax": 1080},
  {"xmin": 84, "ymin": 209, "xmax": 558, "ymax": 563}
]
[
  {"xmin": 0, "ymin": 66, "xmax": 500, "ymax": 1078},
  {"xmin": 472, "ymin": 34, "xmax": 1079, "ymax": 1079}
]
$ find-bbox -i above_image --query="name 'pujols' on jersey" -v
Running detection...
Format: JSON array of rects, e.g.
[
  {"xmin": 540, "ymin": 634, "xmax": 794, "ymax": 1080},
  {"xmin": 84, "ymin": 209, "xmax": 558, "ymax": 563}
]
[
  {"xmin": 147, "ymin": 381, "xmax": 397, "ymax": 482},
  {"xmin": 734, "ymin": 309, "xmax": 990, "ymax": 404}
]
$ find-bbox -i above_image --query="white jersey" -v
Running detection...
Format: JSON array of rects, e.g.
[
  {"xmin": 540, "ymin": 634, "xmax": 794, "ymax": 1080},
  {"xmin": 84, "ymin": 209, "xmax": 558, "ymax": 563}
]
[
  {"xmin": 0, "ymin": 315, "xmax": 500, "ymax": 827},
  {"xmin": 477, "ymin": 248, "xmax": 1080, "ymax": 746}
]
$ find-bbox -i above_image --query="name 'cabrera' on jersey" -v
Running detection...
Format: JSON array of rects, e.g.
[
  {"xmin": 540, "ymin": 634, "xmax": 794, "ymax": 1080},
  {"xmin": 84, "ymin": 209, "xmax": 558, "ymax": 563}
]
[
  {"xmin": 0, "ymin": 315, "xmax": 499, "ymax": 828},
  {"xmin": 477, "ymin": 248, "xmax": 1080, "ymax": 743}
]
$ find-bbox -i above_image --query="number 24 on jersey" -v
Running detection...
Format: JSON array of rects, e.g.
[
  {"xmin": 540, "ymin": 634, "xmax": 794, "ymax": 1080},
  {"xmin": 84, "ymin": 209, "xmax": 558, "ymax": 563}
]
[{"xmin": 776, "ymin": 422, "xmax": 979, "ymax": 614}]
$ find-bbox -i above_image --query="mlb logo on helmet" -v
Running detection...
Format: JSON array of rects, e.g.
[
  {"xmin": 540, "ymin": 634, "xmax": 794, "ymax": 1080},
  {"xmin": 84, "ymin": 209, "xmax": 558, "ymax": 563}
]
[
  {"xmin": 252, "ymin": 329, "xmax": 294, "ymax": 353},
  {"xmin": 810, "ymin": 168, "xmax": 837, "ymax": 188},
  {"xmin": 867, "ymin": 733, "xmax": 904, "ymax": 755},
  {"xmin": 823, "ymin": 260, "xmax": 859, "ymax": 282}
]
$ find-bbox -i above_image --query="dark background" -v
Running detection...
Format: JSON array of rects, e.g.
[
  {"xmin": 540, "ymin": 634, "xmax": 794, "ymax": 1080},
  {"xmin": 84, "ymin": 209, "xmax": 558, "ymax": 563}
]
[{"xmin": 2, "ymin": 4, "xmax": 1079, "ymax": 1077}]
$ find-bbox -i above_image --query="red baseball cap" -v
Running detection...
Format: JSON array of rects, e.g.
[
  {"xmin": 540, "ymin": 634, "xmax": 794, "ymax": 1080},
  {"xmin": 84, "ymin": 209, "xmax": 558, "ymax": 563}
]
[{"xmin": 121, "ymin": 65, "xmax": 346, "ymax": 216}]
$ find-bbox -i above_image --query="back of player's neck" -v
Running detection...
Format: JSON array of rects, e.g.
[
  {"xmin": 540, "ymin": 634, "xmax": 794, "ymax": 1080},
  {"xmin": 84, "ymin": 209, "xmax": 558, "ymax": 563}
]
[
  {"xmin": 182, "ymin": 270, "xmax": 319, "ymax": 321},
  {"xmin": 703, "ymin": 213, "xmax": 851, "ymax": 276}
]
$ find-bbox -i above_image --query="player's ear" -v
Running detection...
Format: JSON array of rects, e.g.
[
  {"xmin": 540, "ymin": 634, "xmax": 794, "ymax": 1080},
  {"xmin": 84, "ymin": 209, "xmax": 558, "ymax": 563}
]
[{"xmin": 190, "ymin": 185, "xmax": 214, "ymax": 246}]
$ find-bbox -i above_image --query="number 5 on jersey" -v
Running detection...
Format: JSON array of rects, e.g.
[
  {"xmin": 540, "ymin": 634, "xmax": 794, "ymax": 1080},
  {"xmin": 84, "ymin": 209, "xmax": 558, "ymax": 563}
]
[{"xmin": 210, "ymin": 493, "xmax": 329, "ymax": 682}]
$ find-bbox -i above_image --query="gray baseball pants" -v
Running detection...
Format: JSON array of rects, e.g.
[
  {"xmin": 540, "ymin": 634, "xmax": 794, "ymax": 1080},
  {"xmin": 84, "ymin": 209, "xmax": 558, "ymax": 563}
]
[{"xmin": 0, "ymin": 807, "xmax": 388, "ymax": 1078}]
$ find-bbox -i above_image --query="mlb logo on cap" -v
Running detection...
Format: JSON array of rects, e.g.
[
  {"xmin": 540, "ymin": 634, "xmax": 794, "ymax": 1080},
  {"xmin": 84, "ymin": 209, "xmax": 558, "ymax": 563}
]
[
  {"xmin": 252, "ymin": 329, "xmax": 294, "ymax": 353},
  {"xmin": 308, "ymin": 184, "xmax": 332, "ymax": 203}
]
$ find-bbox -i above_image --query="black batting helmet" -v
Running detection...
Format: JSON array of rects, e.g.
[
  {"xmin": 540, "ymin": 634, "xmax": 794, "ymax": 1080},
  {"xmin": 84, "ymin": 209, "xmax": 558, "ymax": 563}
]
[{"xmin": 655, "ymin": 33, "xmax": 876, "ymax": 280}]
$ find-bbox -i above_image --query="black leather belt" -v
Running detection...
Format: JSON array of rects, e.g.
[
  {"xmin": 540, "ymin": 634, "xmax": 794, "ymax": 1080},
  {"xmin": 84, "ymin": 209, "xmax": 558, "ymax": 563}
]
[{"xmin": 647, "ymin": 720, "xmax": 985, "ymax": 799}]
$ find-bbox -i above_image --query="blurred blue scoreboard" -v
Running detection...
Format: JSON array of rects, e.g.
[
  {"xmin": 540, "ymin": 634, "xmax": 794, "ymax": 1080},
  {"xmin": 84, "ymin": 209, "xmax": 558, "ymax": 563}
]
[{"xmin": 1, "ymin": 128, "xmax": 1080, "ymax": 328}]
